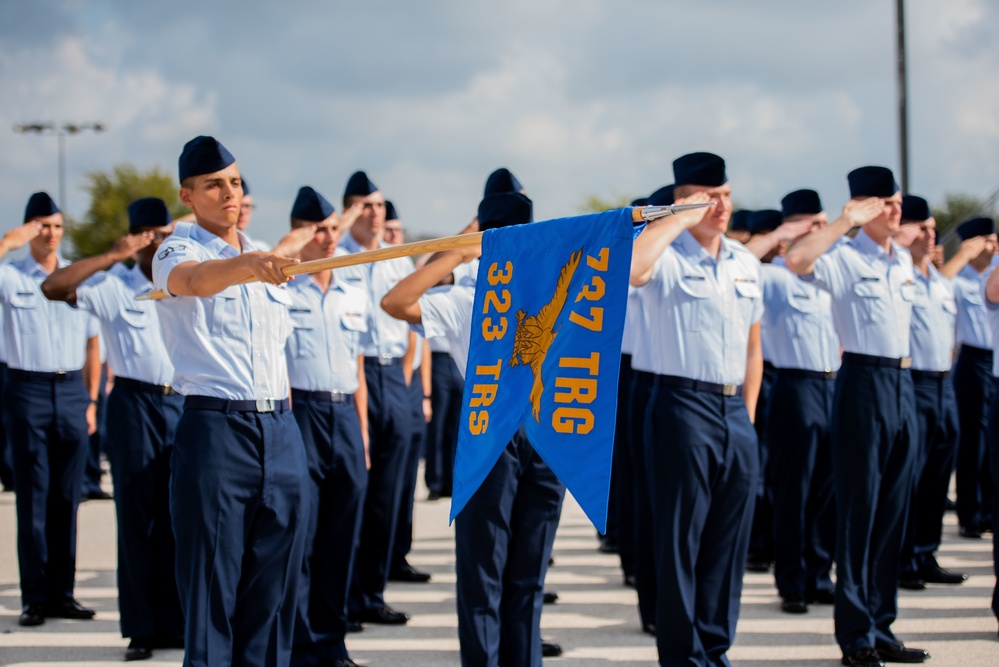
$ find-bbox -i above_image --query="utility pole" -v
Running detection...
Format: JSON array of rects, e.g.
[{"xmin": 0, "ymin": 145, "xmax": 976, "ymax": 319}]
[
  {"xmin": 13, "ymin": 121, "xmax": 106, "ymax": 211},
  {"xmin": 896, "ymin": 0, "xmax": 909, "ymax": 192}
]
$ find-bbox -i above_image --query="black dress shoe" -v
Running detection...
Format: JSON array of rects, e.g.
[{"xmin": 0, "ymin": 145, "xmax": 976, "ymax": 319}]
[
  {"xmin": 542, "ymin": 640, "xmax": 562, "ymax": 657},
  {"xmin": 359, "ymin": 606, "xmax": 409, "ymax": 625},
  {"xmin": 18, "ymin": 604, "xmax": 45, "ymax": 626},
  {"xmin": 388, "ymin": 562, "xmax": 431, "ymax": 583},
  {"xmin": 959, "ymin": 525, "xmax": 983, "ymax": 538},
  {"xmin": 427, "ymin": 489, "xmax": 441, "ymax": 501},
  {"xmin": 81, "ymin": 489, "xmax": 113, "ymax": 501},
  {"xmin": 624, "ymin": 574, "xmax": 636, "ymax": 588},
  {"xmin": 806, "ymin": 589, "xmax": 835, "ymax": 605},
  {"xmin": 642, "ymin": 622, "xmax": 656, "ymax": 636},
  {"xmin": 875, "ymin": 641, "xmax": 929, "ymax": 663},
  {"xmin": 780, "ymin": 597, "xmax": 808, "ymax": 614},
  {"xmin": 898, "ymin": 576, "xmax": 925, "ymax": 591},
  {"xmin": 125, "ymin": 638, "xmax": 153, "ymax": 661},
  {"xmin": 841, "ymin": 648, "xmax": 885, "ymax": 666},
  {"xmin": 327, "ymin": 658, "xmax": 361, "ymax": 667},
  {"xmin": 920, "ymin": 565, "xmax": 968, "ymax": 584},
  {"xmin": 543, "ymin": 591, "xmax": 558, "ymax": 604},
  {"xmin": 45, "ymin": 598, "xmax": 96, "ymax": 619},
  {"xmin": 346, "ymin": 620, "xmax": 364, "ymax": 633},
  {"xmin": 745, "ymin": 559, "xmax": 770, "ymax": 573},
  {"xmin": 598, "ymin": 537, "xmax": 618, "ymax": 554}
]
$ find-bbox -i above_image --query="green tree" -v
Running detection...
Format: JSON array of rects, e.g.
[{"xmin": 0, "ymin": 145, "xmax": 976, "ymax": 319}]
[
  {"xmin": 931, "ymin": 193, "xmax": 995, "ymax": 237},
  {"xmin": 67, "ymin": 164, "xmax": 188, "ymax": 258},
  {"xmin": 578, "ymin": 193, "xmax": 636, "ymax": 214}
]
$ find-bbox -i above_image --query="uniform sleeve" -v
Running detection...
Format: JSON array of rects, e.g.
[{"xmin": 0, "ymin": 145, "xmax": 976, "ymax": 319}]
[
  {"xmin": 75, "ymin": 273, "xmax": 124, "ymax": 322},
  {"xmin": 748, "ymin": 260, "xmax": 764, "ymax": 325},
  {"xmin": 418, "ymin": 287, "xmax": 470, "ymax": 342},
  {"xmin": 808, "ymin": 244, "xmax": 844, "ymax": 295},
  {"xmin": 152, "ymin": 237, "xmax": 201, "ymax": 295},
  {"xmin": 647, "ymin": 247, "xmax": 679, "ymax": 294},
  {"xmin": 86, "ymin": 312, "xmax": 100, "ymax": 338},
  {"xmin": 0, "ymin": 263, "xmax": 14, "ymax": 303}
]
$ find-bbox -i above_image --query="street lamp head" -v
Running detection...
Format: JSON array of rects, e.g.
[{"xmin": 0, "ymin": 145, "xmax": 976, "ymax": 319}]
[{"xmin": 13, "ymin": 122, "xmax": 55, "ymax": 134}]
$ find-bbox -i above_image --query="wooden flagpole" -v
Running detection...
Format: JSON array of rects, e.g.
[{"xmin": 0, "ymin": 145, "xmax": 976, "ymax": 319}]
[{"xmin": 138, "ymin": 208, "xmax": 649, "ymax": 301}]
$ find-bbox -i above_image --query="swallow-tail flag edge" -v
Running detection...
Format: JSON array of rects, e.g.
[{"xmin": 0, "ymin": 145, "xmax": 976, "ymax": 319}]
[{"xmin": 450, "ymin": 208, "xmax": 635, "ymax": 533}]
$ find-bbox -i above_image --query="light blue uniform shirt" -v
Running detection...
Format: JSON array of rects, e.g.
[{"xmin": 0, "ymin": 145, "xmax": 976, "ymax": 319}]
[
  {"xmin": 417, "ymin": 284, "xmax": 475, "ymax": 378},
  {"xmin": 637, "ymin": 230, "xmax": 764, "ymax": 384},
  {"xmin": 620, "ymin": 286, "xmax": 641, "ymax": 357},
  {"xmin": 152, "ymin": 222, "xmax": 294, "ymax": 400},
  {"xmin": 286, "ymin": 275, "xmax": 369, "ymax": 393},
  {"xmin": 336, "ymin": 232, "xmax": 414, "ymax": 359},
  {"xmin": 760, "ymin": 260, "xmax": 840, "ymax": 372},
  {"xmin": 75, "ymin": 262, "xmax": 174, "ymax": 386},
  {"xmin": 952, "ymin": 265, "xmax": 992, "ymax": 350},
  {"xmin": 808, "ymin": 229, "xmax": 915, "ymax": 358},
  {"xmin": 983, "ymin": 281, "xmax": 999, "ymax": 376},
  {"xmin": 0, "ymin": 254, "xmax": 99, "ymax": 372},
  {"xmin": 907, "ymin": 265, "xmax": 956, "ymax": 372}
]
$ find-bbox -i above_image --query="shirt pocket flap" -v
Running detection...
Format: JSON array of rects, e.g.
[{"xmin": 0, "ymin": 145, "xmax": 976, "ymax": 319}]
[
  {"xmin": 734, "ymin": 281, "xmax": 761, "ymax": 299},
  {"xmin": 341, "ymin": 313, "xmax": 367, "ymax": 332},
  {"xmin": 676, "ymin": 275, "xmax": 713, "ymax": 299},
  {"xmin": 9, "ymin": 291, "xmax": 37, "ymax": 308},
  {"xmin": 120, "ymin": 307, "xmax": 150, "ymax": 328},
  {"xmin": 852, "ymin": 279, "xmax": 885, "ymax": 298}
]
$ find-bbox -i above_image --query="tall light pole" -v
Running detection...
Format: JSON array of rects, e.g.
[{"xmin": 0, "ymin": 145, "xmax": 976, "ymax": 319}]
[
  {"xmin": 13, "ymin": 121, "xmax": 106, "ymax": 212},
  {"xmin": 895, "ymin": 0, "xmax": 909, "ymax": 192}
]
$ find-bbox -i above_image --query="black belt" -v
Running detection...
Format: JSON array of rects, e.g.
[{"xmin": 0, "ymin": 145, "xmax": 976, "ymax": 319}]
[
  {"xmin": 184, "ymin": 396, "xmax": 290, "ymax": 413},
  {"xmin": 115, "ymin": 376, "xmax": 176, "ymax": 395},
  {"xmin": 364, "ymin": 356, "xmax": 402, "ymax": 367},
  {"xmin": 777, "ymin": 367, "xmax": 837, "ymax": 381},
  {"xmin": 654, "ymin": 374, "xmax": 741, "ymax": 397},
  {"xmin": 911, "ymin": 369, "xmax": 949, "ymax": 381},
  {"xmin": 8, "ymin": 368, "xmax": 82, "ymax": 383},
  {"xmin": 842, "ymin": 352, "xmax": 912, "ymax": 369},
  {"xmin": 763, "ymin": 360, "xmax": 777, "ymax": 372},
  {"xmin": 959, "ymin": 344, "xmax": 993, "ymax": 360},
  {"xmin": 291, "ymin": 389, "xmax": 353, "ymax": 404}
]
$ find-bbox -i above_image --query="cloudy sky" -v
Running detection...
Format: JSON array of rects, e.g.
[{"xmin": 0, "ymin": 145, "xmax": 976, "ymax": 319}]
[{"xmin": 1, "ymin": 0, "xmax": 997, "ymax": 245}]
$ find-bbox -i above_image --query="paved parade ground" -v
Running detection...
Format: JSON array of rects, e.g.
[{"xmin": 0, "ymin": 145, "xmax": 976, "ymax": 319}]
[{"xmin": 1, "ymin": 474, "xmax": 997, "ymax": 666}]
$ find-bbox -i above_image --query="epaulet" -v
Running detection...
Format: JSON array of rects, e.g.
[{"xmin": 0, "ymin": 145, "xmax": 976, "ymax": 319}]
[{"xmin": 170, "ymin": 221, "xmax": 195, "ymax": 240}]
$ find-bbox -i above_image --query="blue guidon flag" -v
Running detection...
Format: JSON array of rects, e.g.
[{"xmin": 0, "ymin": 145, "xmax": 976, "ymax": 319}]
[{"xmin": 451, "ymin": 208, "xmax": 635, "ymax": 533}]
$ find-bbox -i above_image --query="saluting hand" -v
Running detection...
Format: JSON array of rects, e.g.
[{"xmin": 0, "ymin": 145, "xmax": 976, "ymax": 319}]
[
  {"xmin": 842, "ymin": 197, "xmax": 884, "ymax": 228},
  {"xmin": 671, "ymin": 192, "xmax": 713, "ymax": 229},
  {"xmin": 110, "ymin": 231, "xmax": 154, "ymax": 261},
  {"xmin": 243, "ymin": 251, "xmax": 300, "ymax": 285},
  {"xmin": 0, "ymin": 221, "xmax": 42, "ymax": 254},
  {"xmin": 272, "ymin": 225, "xmax": 316, "ymax": 257},
  {"xmin": 773, "ymin": 219, "xmax": 813, "ymax": 243}
]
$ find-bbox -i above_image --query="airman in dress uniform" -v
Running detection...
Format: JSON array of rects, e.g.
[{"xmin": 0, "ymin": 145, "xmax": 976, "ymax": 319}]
[{"xmin": 152, "ymin": 136, "xmax": 309, "ymax": 667}]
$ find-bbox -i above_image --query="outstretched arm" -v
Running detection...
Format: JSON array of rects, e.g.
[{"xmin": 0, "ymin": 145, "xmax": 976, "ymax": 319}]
[
  {"xmin": 42, "ymin": 232, "xmax": 154, "ymax": 305},
  {"xmin": 940, "ymin": 236, "xmax": 988, "ymax": 280},
  {"xmin": 743, "ymin": 219, "xmax": 812, "ymax": 260},
  {"xmin": 0, "ymin": 222, "xmax": 41, "ymax": 260}
]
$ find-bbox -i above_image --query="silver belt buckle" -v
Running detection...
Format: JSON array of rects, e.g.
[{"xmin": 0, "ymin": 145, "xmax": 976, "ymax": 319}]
[
  {"xmin": 255, "ymin": 398, "xmax": 275, "ymax": 413},
  {"xmin": 722, "ymin": 384, "xmax": 738, "ymax": 397},
  {"xmin": 899, "ymin": 357, "xmax": 912, "ymax": 370}
]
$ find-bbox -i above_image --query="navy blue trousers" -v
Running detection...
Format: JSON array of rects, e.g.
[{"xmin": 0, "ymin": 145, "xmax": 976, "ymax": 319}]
[
  {"xmin": 831, "ymin": 361, "xmax": 916, "ymax": 656},
  {"xmin": 901, "ymin": 374, "xmax": 959, "ymax": 576},
  {"xmin": 291, "ymin": 392, "xmax": 367, "ymax": 665},
  {"xmin": 391, "ymin": 377, "xmax": 425, "ymax": 572},
  {"xmin": 5, "ymin": 370, "xmax": 89, "ymax": 606},
  {"xmin": 349, "ymin": 361, "xmax": 410, "ymax": 614},
  {"xmin": 171, "ymin": 403, "xmax": 308, "ymax": 667},
  {"xmin": 645, "ymin": 382, "xmax": 758, "ymax": 667},
  {"xmin": 425, "ymin": 351, "xmax": 463, "ymax": 496},
  {"xmin": 105, "ymin": 383, "xmax": 183, "ymax": 640},
  {"xmin": 954, "ymin": 346, "xmax": 995, "ymax": 531},
  {"xmin": 610, "ymin": 355, "xmax": 635, "ymax": 578},
  {"xmin": 0, "ymin": 363, "xmax": 14, "ymax": 490},
  {"xmin": 748, "ymin": 363, "xmax": 777, "ymax": 565},
  {"xmin": 454, "ymin": 430, "xmax": 565, "ymax": 667},
  {"xmin": 630, "ymin": 370, "xmax": 658, "ymax": 628},
  {"xmin": 987, "ymin": 378, "xmax": 999, "ymax": 621},
  {"xmin": 769, "ymin": 372, "xmax": 836, "ymax": 599}
]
